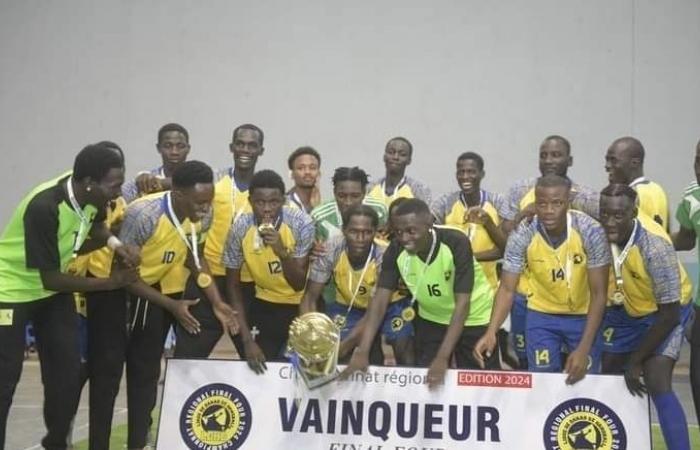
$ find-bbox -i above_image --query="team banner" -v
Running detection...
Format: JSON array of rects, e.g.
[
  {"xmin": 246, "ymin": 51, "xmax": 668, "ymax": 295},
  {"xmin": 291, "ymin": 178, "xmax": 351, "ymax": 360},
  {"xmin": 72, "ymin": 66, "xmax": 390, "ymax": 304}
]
[{"xmin": 157, "ymin": 359, "xmax": 651, "ymax": 450}]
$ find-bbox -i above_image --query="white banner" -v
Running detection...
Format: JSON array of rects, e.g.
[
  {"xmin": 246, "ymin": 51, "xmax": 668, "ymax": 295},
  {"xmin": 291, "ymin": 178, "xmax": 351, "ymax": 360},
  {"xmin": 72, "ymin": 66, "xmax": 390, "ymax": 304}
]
[{"xmin": 157, "ymin": 360, "xmax": 650, "ymax": 450}]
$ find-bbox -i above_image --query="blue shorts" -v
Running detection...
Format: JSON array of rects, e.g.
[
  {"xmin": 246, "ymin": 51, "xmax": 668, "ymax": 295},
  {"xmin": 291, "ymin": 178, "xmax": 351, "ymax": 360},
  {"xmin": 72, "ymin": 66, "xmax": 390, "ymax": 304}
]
[
  {"xmin": 326, "ymin": 297, "xmax": 414, "ymax": 342},
  {"xmin": 510, "ymin": 293, "xmax": 528, "ymax": 359},
  {"xmin": 602, "ymin": 303, "xmax": 694, "ymax": 360},
  {"xmin": 526, "ymin": 309, "xmax": 602, "ymax": 373}
]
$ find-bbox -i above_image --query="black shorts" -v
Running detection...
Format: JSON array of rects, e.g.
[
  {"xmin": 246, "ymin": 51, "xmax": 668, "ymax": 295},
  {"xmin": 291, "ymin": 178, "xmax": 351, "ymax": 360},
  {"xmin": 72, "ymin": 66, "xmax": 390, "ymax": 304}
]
[{"xmin": 415, "ymin": 316, "xmax": 499, "ymax": 370}]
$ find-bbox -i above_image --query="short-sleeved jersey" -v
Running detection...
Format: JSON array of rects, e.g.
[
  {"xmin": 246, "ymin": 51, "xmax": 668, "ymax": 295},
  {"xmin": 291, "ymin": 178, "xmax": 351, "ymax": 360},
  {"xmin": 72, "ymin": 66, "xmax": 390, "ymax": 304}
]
[
  {"xmin": 84, "ymin": 197, "xmax": 128, "ymax": 278},
  {"xmin": 366, "ymin": 175, "xmax": 432, "ymax": 210},
  {"xmin": 630, "ymin": 177, "xmax": 669, "ymax": 231},
  {"xmin": 121, "ymin": 166, "xmax": 164, "ymax": 204},
  {"xmin": 119, "ymin": 191, "xmax": 211, "ymax": 294},
  {"xmin": 222, "ymin": 206, "xmax": 314, "ymax": 304},
  {"xmin": 676, "ymin": 181, "xmax": 700, "ymax": 305},
  {"xmin": 607, "ymin": 217, "xmax": 692, "ymax": 317},
  {"xmin": 204, "ymin": 169, "xmax": 252, "ymax": 276},
  {"xmin": 503, "ymin": 177, "xmax": 599, "ymax": 298},
  {"xmin": 503, "ymin": 210, "xmax": 611, "ymax": 315},
  {"xmin": 0, "ymin": 172, "xmax": 99, "ymax": 302},
  {"xmin": 310, "ymin": 198, "xmax": 388, "ymax": 242},
  {"xmin": 377, "ymin": 226, "xmax": 493, "ymax": 326},
  {"xmin": 308, "ymin": 236, "xmax": 401, "ymax": 308},
  {"xmin": 431, "ymin": 189, "xmax": 507, "ymax": 290}
]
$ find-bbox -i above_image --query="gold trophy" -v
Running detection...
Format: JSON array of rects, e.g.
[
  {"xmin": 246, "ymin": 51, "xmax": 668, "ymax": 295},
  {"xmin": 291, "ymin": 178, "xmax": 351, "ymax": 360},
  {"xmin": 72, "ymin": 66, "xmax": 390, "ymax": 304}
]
[{"xmin": 286, "ymin": 312, "xmax": 340, "ymax": 389}]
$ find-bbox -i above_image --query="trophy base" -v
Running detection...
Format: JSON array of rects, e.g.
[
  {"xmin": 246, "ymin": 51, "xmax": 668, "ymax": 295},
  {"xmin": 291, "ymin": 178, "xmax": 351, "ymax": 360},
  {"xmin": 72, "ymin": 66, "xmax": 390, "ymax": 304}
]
[{"xmin": 296, "ymin": 366, "xmax": 340, "ymax": 389}]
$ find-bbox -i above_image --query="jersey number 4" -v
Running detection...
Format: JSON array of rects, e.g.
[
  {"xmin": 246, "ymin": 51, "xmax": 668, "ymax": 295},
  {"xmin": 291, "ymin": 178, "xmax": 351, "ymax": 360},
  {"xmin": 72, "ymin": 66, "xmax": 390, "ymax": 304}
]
[{"xmin": 550, "ymin": 268, "xmax": 565, "ymax": 282}]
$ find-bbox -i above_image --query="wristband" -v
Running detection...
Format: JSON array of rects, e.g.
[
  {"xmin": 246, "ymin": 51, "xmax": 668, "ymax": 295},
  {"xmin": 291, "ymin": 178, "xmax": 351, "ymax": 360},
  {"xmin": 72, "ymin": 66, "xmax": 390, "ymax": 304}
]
[{"xmin": 107, "ymin": 235, "xmax": 123, "ymax": 250}]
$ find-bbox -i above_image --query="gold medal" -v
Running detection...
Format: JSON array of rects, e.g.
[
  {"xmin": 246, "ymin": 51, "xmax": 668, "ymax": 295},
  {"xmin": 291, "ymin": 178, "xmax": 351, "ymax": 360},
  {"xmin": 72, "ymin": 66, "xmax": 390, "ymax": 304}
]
[
  {"xmin": 258, "ymin": 223, "xmax": 275, "ymax": 234},
  {"xmin": 197, "ymin": 272, "xmax": 213, "ymax": 289},
  {"xmin": 611, "ymin": 289, "xmax": 626, "ymax": 306},
  {"xmin": 401, "ymin": 306, "xmax": 416, "ymax": 322},
  {"xmin": 333, "ymin": 314, "xmax": 346, "ymax": 330}
]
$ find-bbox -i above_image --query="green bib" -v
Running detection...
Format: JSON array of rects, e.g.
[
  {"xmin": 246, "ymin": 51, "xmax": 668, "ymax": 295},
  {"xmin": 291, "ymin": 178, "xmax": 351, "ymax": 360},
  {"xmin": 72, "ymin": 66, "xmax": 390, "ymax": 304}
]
[
  {"xmin": 397, "ymin": 243, "xmax": 493, "ymax": 326},
  {"xmin": 0, "ymin": 172, "xmax": 97, "ymax": 302}
]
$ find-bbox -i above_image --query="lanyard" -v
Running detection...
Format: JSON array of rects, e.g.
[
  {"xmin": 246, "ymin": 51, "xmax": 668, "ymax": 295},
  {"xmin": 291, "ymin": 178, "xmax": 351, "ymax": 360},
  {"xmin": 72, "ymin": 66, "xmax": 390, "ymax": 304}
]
[
  {"xmin": 460, "ymin": 190, "xmax": 485, "ymax": 240},
  {"xmin": 338, "ymin": 243, "xmax": 375, "ymax": 320},
  {"xmin": 66, "ymin": 176, "xmax": 91, "ymax": 257},
  {"xmin": 381, "ymin": 176, "xmax": 406, "ymax": 205},
  {"xmin": 289, "ymin": 191, "xmax": 307, "ymax": 212},
  {"xmin": 610, "ymin": 219, "xmax": 639, "ymax": 288},
  {"xmin": 402, "ymin": 228, "xmax": 438, "ymax": 308},
  {"xmin": 539, "ymin": 212, "xmax": 574, "ymax": 310},
  {"xmin": 164, "ymin": 192, "xmax": 201, "ymax": 270},
  {"xmin": 629, "ymin": 176, "xmax": 648, "ymax": 189}
]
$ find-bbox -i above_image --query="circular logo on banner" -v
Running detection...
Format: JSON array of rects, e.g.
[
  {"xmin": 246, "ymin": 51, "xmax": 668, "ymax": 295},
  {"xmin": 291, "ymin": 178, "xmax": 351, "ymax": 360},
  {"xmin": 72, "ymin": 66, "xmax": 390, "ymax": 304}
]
[
  {"xmin": 543, "ymin": 398, "xmax": 627, "ymax": 450},
  {"xmin": 180, "ymin": 383, "xmax": 252, "ymax": 450}
]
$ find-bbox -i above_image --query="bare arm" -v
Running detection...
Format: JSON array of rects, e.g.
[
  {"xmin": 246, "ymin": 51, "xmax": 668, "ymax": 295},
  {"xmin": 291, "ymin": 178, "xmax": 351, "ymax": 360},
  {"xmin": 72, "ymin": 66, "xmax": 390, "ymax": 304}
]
[
  {"xmin": 564, "ymin": 264, "xmax": 609, "ymax": 384},
  {"xmin": 226, "ymin": 267, "xmax": 267, "ymax": 373},
  {"xmin": 673, "ymin": 226, "xmax": 696, "ymax": 251},
  {"xmin": 473, "ymin": 271, "xmax": 519, "ymax": 366},
  {"xmin": 40, "ymin": 268, "xmax": 135, "ymax": 293},
  {"xmin": 299, "ymin": 280, "xmax": 325, "ymax": 315}
]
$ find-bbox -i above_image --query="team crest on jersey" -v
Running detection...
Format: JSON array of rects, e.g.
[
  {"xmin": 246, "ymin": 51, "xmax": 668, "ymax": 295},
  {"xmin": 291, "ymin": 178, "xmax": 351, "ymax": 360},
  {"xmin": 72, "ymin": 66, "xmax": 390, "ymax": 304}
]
[
  {"xmin": 444, "ymin": 270, "xmax": 452, "ymax": 281},
  {"xmin": 180, "ymin": 383, "xmax": 252, "ymax": 450},
  {"xmin": 543, "ymin": 398, "xmax": 626, "ymax": 450},
  {"xmin": 573, "ymin": 254, "xmax": 584, "ymax": 264}
]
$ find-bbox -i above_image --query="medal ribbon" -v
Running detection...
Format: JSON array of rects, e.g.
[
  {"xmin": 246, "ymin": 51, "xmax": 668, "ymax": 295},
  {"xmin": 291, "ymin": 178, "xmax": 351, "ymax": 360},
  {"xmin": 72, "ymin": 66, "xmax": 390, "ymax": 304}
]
[
  {"xmin": 337, "ymin": 243, "xmax": 375, "ymax": 326},
  {"xmin": 539, "ymin": 212, "xmax": 574, "ymax": 310},
  {"xmin": 402, "ymin": 228, "xmax": 439, "ymax": 309},
  {"xmin": 66, "ymin": 176, "xmax": 91, "ymax": 257},
  {"xmin": 165, "ymin": 192, "xmax": 201, "ymax": 270},
  {"xmin": 611, "ymin": 219, "xmax": 639, "ymax": 290},
  {"xmin": 381, "ymin": 176, "xmax": 407, "ymax": 205}
]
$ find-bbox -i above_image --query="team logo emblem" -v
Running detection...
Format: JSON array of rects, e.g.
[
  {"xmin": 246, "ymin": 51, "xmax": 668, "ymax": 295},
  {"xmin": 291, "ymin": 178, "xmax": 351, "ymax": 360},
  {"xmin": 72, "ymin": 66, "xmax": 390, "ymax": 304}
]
[
  {"xmin": 180, "ymin": 383, "xmax": 252, "ymax": 450},
  {"xmin": 444, "ymin": 270, "xmax": 452, "ymax": 281},
  {"xmin": 543, "ymin": 398, "xmax": 626, "ymax": 450},
  {"xmin": 573, "ymin": 254, "xmax": 584, "ymax": 264}
]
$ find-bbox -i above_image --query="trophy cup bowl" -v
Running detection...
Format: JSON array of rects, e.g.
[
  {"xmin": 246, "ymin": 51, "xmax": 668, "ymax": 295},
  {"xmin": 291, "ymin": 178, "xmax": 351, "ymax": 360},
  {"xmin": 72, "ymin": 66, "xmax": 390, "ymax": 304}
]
[{"xmin": 287, "ymin": 312, "xmax": 340, "ymax": 389}]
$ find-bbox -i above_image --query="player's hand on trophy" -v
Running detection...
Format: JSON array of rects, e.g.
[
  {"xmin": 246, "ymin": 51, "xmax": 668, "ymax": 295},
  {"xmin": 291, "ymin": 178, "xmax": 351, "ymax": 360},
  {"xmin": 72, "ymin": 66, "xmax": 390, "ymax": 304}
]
[
  {"xmin": 213, "ymin": 302, "xmax": 239, "ymax": 335},
  {"xmin": 427, "ymin": 357, "xmax": 448, "ymax": 389},
  {"xmin": 170, "ymin": 299, "xmax": 201, "ymax": 335},
  {"xmin": 623, "ymin": 361, "xmax": 647, "ymax": 397},
  {"xmin": 244, "ymin": 340, "xmax": 267, "ymax": 374},
  {"xmin": 564, "ymin": 348, "xmax": 589, "ymax": 385},
  {"xmin": 339, "ymin": 349, "xmax": 369, "ymax": 379},
  {"xmin": 472, "ymin": 331, "xmax": 497, "ymax": 369},
  {"xmin": 135, "ymin": 173, "xmax": 163, "ymax": 195}
]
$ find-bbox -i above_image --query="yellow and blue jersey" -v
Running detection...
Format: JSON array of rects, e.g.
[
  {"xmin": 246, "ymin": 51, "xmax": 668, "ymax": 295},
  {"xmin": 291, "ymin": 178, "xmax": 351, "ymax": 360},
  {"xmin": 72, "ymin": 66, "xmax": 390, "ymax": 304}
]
[
  {"xmin": 607, "ymin": 217, "xmax": 692, "ymax": 317},
  {"xmin": 222, "ymin": 206, "xmax": 314, "ymax": 304},
  {"xmin": 204, "ymin": 169, "xmax": 252, "ymax": 277},
  {"xmin": 431, "ymin": 189, "xmax": 506, "ymax": 291},
  {"xmin": 308, "ymin": 236, "xmax": 402, "ymax": 308},
  {"xmin": 366, "ymin": 175, "xmax": 432, "ymax": 210},
  {"xmin": 119, "ymin": 191, "xmax": 211, "ymax": 294},
  {"xmin": 630, "ymin": 177, "xmax": 669, "ymax": 231},
  {"xmin": 502, "ymin": 210, "xmax": 611, "ymax": 315}
]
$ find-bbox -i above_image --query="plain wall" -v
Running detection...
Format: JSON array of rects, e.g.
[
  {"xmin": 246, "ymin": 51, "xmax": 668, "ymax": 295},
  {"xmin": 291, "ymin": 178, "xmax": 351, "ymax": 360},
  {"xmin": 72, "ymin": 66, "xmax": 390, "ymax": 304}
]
[{"xmin": 1, "ymin": 0, "xmax": 698, "ymax": 253}]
